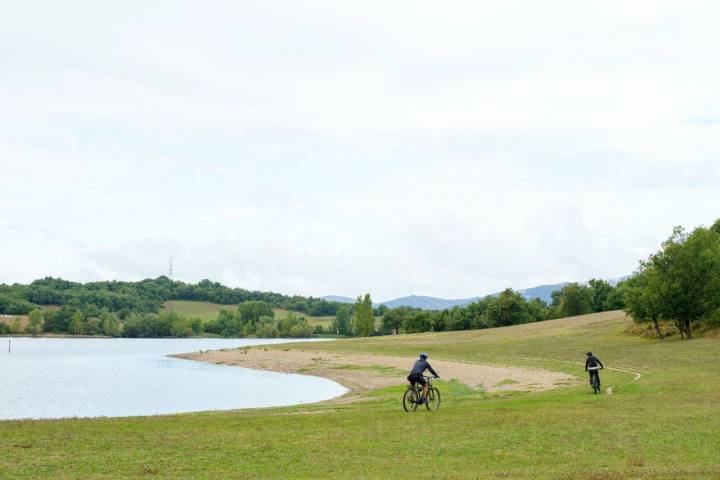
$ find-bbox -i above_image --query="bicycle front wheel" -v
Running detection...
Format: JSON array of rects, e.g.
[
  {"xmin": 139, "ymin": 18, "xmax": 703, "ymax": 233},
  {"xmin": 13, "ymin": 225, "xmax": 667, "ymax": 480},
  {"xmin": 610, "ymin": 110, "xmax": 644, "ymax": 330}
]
[
  {"xmin": 403, "ymin": 388, "xmax": 419, "ymax": 412},
  {"xmin": 426, "ymin": 387, "xmax": 441, "ymax": 411}
]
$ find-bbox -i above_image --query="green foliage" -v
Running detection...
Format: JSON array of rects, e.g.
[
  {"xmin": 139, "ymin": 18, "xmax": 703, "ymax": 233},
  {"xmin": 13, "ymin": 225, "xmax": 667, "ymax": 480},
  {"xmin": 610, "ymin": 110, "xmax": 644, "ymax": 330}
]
[
  {"xmin": 485, "ymin": 289, "xmax": 536, "ymax": 327},
  {"xmin": 641, "ymin": 224, "xmax": 720, "ymax": 338},
  {"xmin": 353, "ymin": 294, "xmax": 374, "ymax": 337},
  {"xmin": 8, "ymin": 316, "xmax": 23, "ymax": 334},
  {"xmin": 403, "ymin": 311, "xmax": 432, "ymax": 333},
  {"xmin": 331, "ymin": 305, "xmax": 353, "ymax": 336},
  {"xmin": 43, "ymin": 306, "xmax": 74, "ymax": 333},
  {"xmin": 0, "ymin": 294, "xmax": 35, "ymax": 315},
  {"xmin": 278, "ymin": 312, "xmax": 313, "ymax": 338},
  {"xmin": 255, "ymin": 322, "xmax": 279, "ymax": 338},
  {"xmin": 588, "ymin": 279, "xmax": 614, "ymax": 312},
  {"xmin": 238, "ymin": 301, "xmax": 274, "ymax": 324},
  {"xmin": 553, "ymin": 283, "xmax": 593, "ymax": 318},
  {"xmin": 100, "ymin": 312, "xmax": 121, "ymax": 337},
  {"xmin": 84, "ymin": 318, "xmax": 102, "ymax": 335},
  {"xmin": 0, "ymin": 276, "xmax": 345, "ymax": 322},
  {"xmin": 188, "ymin": 317, "xmax": 203, "ymax": 335},
  {"xmin": 26, "ymin": 309, "xmax": 44, "ymax": 335},
  {"xmin": 381, "ymin": 307, "xmax": 409, "ymax": 334},
  {"xmin": 205, "ymin": 310, "xmax": 244, "ymax": 337},
  {"xmin": 69, "ymin": 311, "xmax": 84, "ymax": 335}
]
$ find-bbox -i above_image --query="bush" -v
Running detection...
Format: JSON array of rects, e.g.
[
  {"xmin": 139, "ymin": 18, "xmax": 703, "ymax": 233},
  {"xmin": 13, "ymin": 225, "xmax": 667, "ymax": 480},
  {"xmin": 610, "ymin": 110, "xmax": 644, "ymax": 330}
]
[
  {"xmin": 256, "ymin": 323, "xmax": 279, "ymax": 338},
  {"xmin": 289, "ymin": 323, "xmax": 313, "ymax": 338}
]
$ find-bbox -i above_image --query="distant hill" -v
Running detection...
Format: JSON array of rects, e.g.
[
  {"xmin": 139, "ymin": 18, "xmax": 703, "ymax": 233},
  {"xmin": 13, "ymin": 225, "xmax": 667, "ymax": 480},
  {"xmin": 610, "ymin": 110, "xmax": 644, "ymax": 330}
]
[
  {"xmin": 327, "ymin": 277, "xmax": 627, "ymax": 311},
  {"xmin": 377, "ymin": 283, "xmax": 568, "ymax": 310},
  {"xmin": 361, "ymin": 281, "xmax": 571, "ymax": 310},
  {"xmin": 381, "ymin": 295, "xmax": 481, "ymax": 310},
  {"xmin": 515, "ymin": 283, "xmax": 570, "ymax": 303},
  {"xmin": 321, "ymin": 295, "xmax": 355, "ymax": 304}
]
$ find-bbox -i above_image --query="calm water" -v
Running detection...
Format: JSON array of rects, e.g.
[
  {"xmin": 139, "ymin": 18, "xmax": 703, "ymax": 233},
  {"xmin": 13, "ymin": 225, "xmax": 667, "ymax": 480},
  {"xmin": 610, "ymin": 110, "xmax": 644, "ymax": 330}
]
[{"xmin": 0, "ymin": 337, "xmax": 347, "ymax": 420}]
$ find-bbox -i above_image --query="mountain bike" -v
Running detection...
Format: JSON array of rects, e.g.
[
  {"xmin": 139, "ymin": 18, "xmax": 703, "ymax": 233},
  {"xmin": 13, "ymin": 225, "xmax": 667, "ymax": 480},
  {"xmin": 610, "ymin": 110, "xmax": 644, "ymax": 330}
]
[
  {"xmin": 403, "ymin": 376, "xmax": 440, "ymax": 412},
  {"xmin": 589, "ymin": 369, "xmax": 601, "ymax": 395}
]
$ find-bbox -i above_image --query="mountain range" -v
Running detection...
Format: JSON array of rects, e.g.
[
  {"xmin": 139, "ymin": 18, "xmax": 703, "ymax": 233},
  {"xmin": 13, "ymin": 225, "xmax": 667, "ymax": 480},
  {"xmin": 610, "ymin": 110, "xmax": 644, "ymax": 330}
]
[{"xmin": 323, "ymin": 276, "xmax": 629, "ymax": 310}]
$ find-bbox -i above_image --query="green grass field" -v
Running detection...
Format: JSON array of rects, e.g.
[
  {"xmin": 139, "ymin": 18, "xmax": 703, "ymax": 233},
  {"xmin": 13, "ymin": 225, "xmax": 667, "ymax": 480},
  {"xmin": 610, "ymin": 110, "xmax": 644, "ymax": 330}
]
[{"xmin": 2, "ymin": 311, "xmax": 718, "ymax": 479}]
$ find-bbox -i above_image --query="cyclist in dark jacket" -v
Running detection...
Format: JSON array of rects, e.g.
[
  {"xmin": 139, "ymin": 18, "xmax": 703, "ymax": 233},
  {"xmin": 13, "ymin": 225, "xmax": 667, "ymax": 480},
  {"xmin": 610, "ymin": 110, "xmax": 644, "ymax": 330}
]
[
  {"xmin": 585, "ymin": 352, "xmax": 604, "ymax": 387},
  {"xmin": 407, "ymin": 353, "xmax": 439, "ymax": 403}
]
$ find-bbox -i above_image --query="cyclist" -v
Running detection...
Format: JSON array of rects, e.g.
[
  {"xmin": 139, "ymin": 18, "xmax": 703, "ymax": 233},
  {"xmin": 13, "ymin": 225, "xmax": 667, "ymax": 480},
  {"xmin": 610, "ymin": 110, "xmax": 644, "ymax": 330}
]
[
  {"xmin": 407, "ymin": 353, "xmax": 439, "ymax": 404},
  {"xmin": 585, "ymin": 351, "xmax": 604, "ymax": 388}
]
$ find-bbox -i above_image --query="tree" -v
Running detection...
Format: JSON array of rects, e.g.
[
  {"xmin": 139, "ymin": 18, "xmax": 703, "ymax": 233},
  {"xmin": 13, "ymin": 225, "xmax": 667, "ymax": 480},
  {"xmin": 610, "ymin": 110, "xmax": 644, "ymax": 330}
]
[
  {"xmin": 623, "ymin": 268, "xmax": 663, "ymax": 338},
  {"xmin": 557, "ymin": 283, "xmax": 592, "ymax": 317},
  {"xmin": 213, "ymin": 309, "xmax": 244, "ymax": 337},
  {"xmin": 238, "ymin": 301, "xmax": 274, "ymax": 324},
  {"xmin": 381, "ymin": 307, "xmax": 409, "ymax": 335},
  {"xmin": 332, "ymin": 305, "xmax": 353, "ymax": 336},
  {"xmin": 188, "ymin": 317, "xmax": 203, "ymax": 335},
  {"xmin": 403, "ymin": 311, "xmax": 433, "ymax": 333},
  {"xmin": 588, "ymin": 279, "xmax": 614, "ymax": 313},
  {"xmin": 485, "ymin": 289, "xmax": 534, "ymax": 327},
  {"xmin": 603, "ymin": 283, "xmax": 626, "ymax": 311},
  {"xmin": 354, "ymin": 294, "xmax": 375, "ymax": 337},
  {"xmin": 100, "ymin": 312, "xmax": 121, "ymax": 337},
  {"xmin": 648, "ymin": 225, "xmax": 720, "ymax": 339},
  {"xmin": 69, "ymin": 311, "xmax": 84, "ymax": 335},
  {"xmin": 9, "ymin": 316, "xmax": 23, "ymax": 334},
  {"xmin": 445, "ymin": 305, "xmax": 473, "ymax": 331},
  {"xmin": 26, "ymin": 309, "xmax": 44, "ymax": 335}
]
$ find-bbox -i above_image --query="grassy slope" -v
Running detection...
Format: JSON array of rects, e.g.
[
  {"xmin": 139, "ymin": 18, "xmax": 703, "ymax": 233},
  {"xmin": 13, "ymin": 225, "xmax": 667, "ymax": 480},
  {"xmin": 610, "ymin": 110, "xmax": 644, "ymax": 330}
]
[
  {"xmin": 162, "ymin": 301, "xmax": 334, "ymax": 328},
  {"xmin": 2, "ymin": 311, "xmax": 718, "ymax": 479}
]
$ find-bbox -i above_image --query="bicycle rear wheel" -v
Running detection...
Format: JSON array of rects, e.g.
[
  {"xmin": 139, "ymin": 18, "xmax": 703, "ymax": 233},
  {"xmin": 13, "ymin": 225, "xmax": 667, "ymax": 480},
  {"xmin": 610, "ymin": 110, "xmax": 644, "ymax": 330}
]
[
  {"xmin": 403, "ymin": 388, "xmax": 419, "ymax": 412},
  {"xmin": 425, "ymin": 387, "xmax": 441, "ymax": 411}
]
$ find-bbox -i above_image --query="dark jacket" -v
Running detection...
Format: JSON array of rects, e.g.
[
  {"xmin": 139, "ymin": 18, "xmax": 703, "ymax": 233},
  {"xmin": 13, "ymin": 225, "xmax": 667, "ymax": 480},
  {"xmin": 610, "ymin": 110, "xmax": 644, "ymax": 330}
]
[
  {"xmin": 409, "ymin": 358, "xmax": 438, "ymax": 377},
  {"xmin": 585, "ymin": 355, "xmax": 604, "ymax": 371}
]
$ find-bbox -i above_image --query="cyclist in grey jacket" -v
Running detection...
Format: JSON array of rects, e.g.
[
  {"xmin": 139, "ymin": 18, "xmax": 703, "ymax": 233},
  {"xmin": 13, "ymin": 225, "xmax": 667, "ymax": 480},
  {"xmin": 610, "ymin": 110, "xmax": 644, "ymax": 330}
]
[{"xmin": 407, "ymin": 353, "xmax": 439, "ymax": 403}]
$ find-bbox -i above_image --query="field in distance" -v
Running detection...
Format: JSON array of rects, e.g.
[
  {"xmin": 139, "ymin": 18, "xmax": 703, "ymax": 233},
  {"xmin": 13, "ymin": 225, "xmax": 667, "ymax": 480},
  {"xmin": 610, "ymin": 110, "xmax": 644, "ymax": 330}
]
[
  {"xmin": 2, "ymin": 311, "xmax": 718, "ymax": 479},
  {"xmin": 162, "ymin": 300, "xmax": 335, "ymax": 329}
]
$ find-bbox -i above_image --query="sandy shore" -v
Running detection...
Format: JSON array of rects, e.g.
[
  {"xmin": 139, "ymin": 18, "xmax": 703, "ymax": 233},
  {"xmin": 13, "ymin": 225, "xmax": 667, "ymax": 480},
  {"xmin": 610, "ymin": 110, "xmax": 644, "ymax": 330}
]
[{"xmin": 173, "ymin": 347, "xmax": 577, "ymax": 403}]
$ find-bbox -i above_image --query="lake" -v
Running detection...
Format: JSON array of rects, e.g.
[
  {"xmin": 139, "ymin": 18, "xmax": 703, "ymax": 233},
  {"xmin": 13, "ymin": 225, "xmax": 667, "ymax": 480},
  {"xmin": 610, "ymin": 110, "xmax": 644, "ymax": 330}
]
[{"xmin": 0, "ymin": 337, "xmax": 347, "ymax": 420}]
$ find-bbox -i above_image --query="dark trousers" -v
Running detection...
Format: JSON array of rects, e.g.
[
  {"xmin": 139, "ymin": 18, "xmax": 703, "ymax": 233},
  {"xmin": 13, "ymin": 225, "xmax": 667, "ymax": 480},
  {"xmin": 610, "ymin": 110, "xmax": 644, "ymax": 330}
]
[{"xmin": 588, "ymin": 370, "xmax": 600, "ymax": 386}]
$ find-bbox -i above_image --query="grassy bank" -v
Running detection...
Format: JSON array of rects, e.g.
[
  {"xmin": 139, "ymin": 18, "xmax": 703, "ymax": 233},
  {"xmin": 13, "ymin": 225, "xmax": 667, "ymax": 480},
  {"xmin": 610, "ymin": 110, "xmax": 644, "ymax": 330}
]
[{"xmin": 1, "ymin": 311, "xmax": 718, "ymax": 479}]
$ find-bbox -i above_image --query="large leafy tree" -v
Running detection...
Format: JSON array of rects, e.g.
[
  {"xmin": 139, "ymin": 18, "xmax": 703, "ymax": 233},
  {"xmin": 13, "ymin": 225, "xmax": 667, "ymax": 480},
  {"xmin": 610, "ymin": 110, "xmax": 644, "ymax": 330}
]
[
  {"xmin": 588, "ymin": 279, "xmax": 614, "ymax": 313},
  {"xmin": 648, "ymin": 225, "xmax": 720, "ymax": 339},
  {"xmin": 381, "ymin": 307, "xmax": 409, "ymax": 335},
  {"xmin": 557, "ymin": 283, "xmax": 593, "ymax": 317},
  {"xmin": 485, "ymin": 289, "xmax": 533, "ymax": 327},
  {"xmin": 623, "ymin": 268, "xmax": 663, "ymax": 338}
]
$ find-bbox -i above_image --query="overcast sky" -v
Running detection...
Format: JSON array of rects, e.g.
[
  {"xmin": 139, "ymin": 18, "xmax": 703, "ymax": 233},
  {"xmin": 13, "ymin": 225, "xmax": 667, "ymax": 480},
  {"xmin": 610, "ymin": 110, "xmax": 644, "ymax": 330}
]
[{"xmin": 2, "ymin": 1, "xmax": 719, "ymax": 300}]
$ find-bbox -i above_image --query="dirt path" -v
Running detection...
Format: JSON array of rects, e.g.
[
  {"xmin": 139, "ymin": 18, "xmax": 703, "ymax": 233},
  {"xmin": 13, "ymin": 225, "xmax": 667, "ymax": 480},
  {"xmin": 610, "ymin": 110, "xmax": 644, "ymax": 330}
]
[{"xmin": 173, "ymin": 347, "xmax": 577, "ymax": 402}]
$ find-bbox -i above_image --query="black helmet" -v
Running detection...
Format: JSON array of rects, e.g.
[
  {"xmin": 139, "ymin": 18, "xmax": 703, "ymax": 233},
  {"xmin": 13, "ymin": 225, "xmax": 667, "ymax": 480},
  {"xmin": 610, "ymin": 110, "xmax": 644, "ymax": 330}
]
[
  {"xmin": 419, "ymin": 353, "xmax": 428, "ymax": 359},
  {"xmin": 586, "ymin": 352, "xmax": 593, "ymax": 356}
]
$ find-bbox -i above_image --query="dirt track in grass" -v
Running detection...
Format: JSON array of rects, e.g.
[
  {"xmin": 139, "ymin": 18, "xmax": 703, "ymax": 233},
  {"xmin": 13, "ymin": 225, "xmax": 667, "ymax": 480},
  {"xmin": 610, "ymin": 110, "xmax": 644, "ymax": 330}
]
[{"xmin": 173, "ymin": 347, "xmax": 577, "ymax": 402}]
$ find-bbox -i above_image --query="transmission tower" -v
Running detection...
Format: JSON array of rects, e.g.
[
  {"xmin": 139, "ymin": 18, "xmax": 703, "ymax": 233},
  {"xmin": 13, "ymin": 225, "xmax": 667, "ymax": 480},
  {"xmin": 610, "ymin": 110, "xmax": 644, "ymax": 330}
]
[{"xmin": 169, "ymin": 257, "xmax": 174, "ymax": 280}]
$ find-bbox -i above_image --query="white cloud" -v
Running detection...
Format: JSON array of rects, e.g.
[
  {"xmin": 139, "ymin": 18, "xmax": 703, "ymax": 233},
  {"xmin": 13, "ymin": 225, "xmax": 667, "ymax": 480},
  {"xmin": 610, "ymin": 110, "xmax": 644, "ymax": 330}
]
[{"xmin": 1, "ymin": 0, "xmax": 719, "ymax": 299}]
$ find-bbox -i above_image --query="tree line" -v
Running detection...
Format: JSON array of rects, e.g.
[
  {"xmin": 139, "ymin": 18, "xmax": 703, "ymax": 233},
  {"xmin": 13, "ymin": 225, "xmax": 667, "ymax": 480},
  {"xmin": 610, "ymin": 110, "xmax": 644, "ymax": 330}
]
[
  {"xmin": 335, "ymin": 280, "xmax": 625, "ymax": 337},
  {"xmin": 0, "ymin": 299, "xmax": 317, "ymax": 338},
  {"xmin": 0, "ymin": 277, "xmax": 343, "ymax": 318}
]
